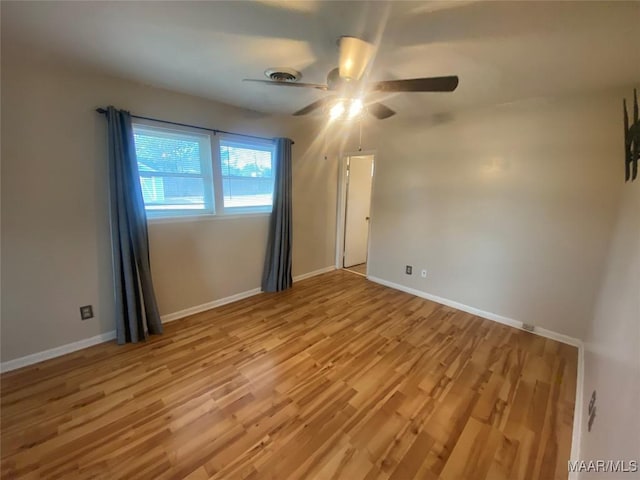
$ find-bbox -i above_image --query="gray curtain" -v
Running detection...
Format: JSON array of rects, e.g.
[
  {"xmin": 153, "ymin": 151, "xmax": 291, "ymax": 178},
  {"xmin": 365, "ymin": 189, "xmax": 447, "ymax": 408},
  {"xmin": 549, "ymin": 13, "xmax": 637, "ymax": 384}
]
[
  {"xmin": 105, "ymin": 106, "xmax": 163, "ymax": 343},
  {"xmin": 262, "ymin": 137, "xmax": 293, "ymax": 292}
]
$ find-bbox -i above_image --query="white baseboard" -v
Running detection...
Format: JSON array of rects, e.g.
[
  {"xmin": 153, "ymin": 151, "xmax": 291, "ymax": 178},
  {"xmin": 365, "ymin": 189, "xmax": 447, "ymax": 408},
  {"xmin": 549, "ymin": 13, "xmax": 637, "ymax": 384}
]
[
  {"xmin": 160, "ymin": 287, "xmax": 262, "ymax": 324},
  {"xmin": 0, "ymin": 330, "xmax": 117, "ymax": 373},
  {"xmin": 0, "ymin": 266, "xmax": 337, "ymax": 373},
  {"xmin": 367, "ymin": 276, "xmax": 582, "ymax": 347},
  {"xmin": 293, "ymin": 265, "xmax": 335, "ymax": 282}
]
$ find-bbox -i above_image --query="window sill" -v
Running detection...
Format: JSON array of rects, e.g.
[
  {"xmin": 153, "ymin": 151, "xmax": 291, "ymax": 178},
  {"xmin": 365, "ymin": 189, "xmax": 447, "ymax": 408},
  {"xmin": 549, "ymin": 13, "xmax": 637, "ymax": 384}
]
[{"xmin": 146, "ymin": 212, "xmax": 271, "ymax": 225}]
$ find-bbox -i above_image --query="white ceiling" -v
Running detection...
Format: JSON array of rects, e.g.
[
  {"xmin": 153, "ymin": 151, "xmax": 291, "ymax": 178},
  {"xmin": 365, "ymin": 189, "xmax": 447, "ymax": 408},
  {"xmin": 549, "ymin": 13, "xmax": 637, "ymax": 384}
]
[{"xmin": 2, "ymin": 1, "xmax": 639, "ymax": 117}]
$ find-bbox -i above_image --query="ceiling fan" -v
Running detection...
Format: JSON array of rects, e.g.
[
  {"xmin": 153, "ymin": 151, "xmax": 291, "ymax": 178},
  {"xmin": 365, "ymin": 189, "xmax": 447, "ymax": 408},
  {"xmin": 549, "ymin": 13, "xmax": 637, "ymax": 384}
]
[{"xmin": 243, "ymin": 36, "xmax": 459, "ymax": 120}]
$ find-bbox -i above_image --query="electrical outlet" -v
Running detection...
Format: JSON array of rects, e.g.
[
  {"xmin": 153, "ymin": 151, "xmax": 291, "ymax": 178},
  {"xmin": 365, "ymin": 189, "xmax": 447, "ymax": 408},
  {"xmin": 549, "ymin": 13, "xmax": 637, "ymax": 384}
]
[
  {"xmin": 80, "ymin": 305, "xmax": 94, "ymax": 320},
  {"xmin": 421, "ymin": 269, "xmax": 427, "ymax": 278},
  {"xmin": 405, "ymin": 265, "xmax": 412, "ymax": 275}
]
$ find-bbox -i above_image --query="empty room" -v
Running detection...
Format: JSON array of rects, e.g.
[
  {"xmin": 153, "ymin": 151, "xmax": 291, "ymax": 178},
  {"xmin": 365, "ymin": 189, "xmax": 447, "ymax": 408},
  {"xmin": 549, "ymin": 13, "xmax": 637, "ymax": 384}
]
[{"xmin": 1, "ymin": 1, "xmax": 638, "ymax": 479}]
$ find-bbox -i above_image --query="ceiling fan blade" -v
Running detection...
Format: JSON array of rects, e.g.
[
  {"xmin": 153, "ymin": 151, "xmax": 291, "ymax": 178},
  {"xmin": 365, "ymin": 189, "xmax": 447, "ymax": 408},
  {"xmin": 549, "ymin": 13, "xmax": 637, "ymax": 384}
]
[
  {"xmin": 339, "ymin": 36, "xmax": 375, "ymax": 81},
  {"xmin": 243, "ymin": 79, "xmax": 328, "ymax": 90},
  {"xmin": 368, "ymin": 102, "xmax": 396, "ymax": 120},
  {"xmin": 372, "ymin": 76, "xmax": 459, "ymax": 92},
  {"xmin": 293, "ymin": 97, "xmax": 336, "ymax": 116}
]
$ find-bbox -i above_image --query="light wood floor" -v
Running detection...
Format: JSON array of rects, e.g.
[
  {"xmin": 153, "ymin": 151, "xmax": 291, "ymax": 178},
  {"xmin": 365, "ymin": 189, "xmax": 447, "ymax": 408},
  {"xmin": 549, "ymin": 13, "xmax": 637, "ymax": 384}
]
[{"xmin": 1, "ymin": 271, "xmax": 577, "ymax": 480}]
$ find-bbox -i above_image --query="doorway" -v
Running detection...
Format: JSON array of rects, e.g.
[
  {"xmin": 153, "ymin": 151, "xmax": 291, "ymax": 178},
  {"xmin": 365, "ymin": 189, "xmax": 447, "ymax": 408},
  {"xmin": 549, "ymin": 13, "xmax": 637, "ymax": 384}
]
[{"xmin": 339, "ymin": 154, "xmax": 374, "ymax": 277}]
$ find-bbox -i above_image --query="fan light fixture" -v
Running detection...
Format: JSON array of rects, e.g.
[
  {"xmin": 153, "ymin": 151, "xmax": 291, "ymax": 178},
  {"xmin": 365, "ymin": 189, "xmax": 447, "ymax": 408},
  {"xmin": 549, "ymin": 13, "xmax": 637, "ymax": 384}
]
[
  {"xmin": 349, "ymin": 99, "xmax": 363, "ymax": 117},
  {"xmin": 329, "ymin": 98, "xmax": 363, "ymax": 120},
  {"xmin": 329, "ymin": 101, "xmax": 345, "ymax": 120}
]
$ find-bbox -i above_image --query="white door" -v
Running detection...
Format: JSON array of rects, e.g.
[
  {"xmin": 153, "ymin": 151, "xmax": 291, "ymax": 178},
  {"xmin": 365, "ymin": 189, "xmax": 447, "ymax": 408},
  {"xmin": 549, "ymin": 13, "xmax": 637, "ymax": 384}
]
[{"xmin": 344, "ymin": 155, "xmax": 374, "ymax": 268}]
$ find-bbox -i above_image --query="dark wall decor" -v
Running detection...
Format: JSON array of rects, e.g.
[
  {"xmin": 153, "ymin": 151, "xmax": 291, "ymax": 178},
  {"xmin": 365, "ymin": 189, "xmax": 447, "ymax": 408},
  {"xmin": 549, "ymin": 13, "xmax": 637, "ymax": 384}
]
[{"xmin": 623, "ymin": 88, "xmax": 639, "ymax": 182}]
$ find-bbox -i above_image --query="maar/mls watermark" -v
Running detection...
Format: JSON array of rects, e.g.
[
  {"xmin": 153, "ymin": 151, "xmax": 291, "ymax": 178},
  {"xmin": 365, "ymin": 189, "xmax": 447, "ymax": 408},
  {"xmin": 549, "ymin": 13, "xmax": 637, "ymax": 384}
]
[{"xmin": 568, "ymin": 460, "xmax": 638, "ymax": 473}]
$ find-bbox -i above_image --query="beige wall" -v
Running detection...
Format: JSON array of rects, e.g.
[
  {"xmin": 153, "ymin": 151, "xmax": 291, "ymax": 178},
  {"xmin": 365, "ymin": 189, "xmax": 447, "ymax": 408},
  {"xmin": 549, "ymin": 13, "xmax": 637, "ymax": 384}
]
[
  {"xmin": 1, "ymin": 39, "xmax": 631, "ymax": 365},
  {"xmin": 363, "ymin": 92, "xmax": 625, "ymax": 339},
  {"xmin": 1, "ymin": 45, "xmax": 335, "ymax": 362},
  {"xmin": 579, "ymin": 179, "xmax": 639, "ymax": 477}
]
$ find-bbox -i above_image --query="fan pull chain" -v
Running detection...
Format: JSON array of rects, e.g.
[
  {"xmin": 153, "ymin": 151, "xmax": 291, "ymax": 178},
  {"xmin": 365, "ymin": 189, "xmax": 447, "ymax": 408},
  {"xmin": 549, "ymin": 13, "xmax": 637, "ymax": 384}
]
[
  {"xmin": 324, "ymin": 127, "xmax": 328, "ymax": 160},
  {"xmin": 358, "ymin": 117, "xmax": 363, "ymax": 152}
]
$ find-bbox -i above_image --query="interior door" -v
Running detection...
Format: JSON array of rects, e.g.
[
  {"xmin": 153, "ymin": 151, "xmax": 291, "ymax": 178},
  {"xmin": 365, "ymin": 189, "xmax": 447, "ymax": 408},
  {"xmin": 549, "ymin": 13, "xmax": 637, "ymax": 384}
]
[{"xmin": 344, "ymin": 155, "xmax": 374, "ymax": 268}]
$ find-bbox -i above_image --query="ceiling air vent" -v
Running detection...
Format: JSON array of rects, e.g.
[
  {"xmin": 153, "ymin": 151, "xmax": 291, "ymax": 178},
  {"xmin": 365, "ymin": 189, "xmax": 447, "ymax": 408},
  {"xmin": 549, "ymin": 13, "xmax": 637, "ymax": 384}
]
[{"xmin": 264, "ymin": 68, "xmax": 301, "ymax": 83}]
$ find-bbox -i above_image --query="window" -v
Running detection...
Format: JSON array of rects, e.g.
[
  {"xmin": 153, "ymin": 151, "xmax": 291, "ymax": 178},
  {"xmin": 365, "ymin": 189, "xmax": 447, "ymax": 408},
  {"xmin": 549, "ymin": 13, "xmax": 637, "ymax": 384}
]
[
  {"xmin": 133, "ymin": 123, "xmax": 275, "ymax": 219},
  {"xmin": 133, "ymin": 125, "xmax": 213, "ymax": 217},
  {"xmin": 219, "ymin": 138, "xmax": 275, "ymax": 213}
]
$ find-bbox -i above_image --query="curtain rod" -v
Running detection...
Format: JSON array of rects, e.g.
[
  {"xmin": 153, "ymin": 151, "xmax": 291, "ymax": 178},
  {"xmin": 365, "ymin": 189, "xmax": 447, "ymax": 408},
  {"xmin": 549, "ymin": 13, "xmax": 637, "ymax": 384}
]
[{"xmin": 95, "ymin": 108, "xmax": 293, "ymax": 144}]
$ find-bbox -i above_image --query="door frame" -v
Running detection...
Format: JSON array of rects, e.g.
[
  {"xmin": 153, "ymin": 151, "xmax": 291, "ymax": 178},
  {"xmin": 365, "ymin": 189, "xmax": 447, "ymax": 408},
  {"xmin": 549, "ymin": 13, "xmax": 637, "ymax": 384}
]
[{"xmin": 335, "ymin": 150, "xmax": 377, "ymax": 275}]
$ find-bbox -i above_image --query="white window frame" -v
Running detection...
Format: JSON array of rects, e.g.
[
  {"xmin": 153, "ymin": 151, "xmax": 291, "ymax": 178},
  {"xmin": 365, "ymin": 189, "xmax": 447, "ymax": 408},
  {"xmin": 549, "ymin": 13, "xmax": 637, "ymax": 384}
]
[
  {"xmin": 133, "ymin": 123, "xmax": 215, "ymax": 219},
  {"xmin": 216, "ymin": 134, "xmax": 276, "ymax": 216},
  {"xmin": 132, "ymin": 121, "xmax": 276, "ymax": 220}
]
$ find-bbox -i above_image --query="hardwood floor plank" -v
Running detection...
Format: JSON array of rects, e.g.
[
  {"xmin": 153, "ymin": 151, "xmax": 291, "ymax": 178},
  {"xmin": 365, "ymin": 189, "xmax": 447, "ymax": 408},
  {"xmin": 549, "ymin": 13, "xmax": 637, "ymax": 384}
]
[{"xmin": 0, "ymin": 270, "xmax": 577, "ymax": 479}]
